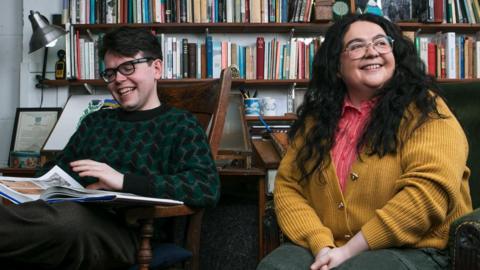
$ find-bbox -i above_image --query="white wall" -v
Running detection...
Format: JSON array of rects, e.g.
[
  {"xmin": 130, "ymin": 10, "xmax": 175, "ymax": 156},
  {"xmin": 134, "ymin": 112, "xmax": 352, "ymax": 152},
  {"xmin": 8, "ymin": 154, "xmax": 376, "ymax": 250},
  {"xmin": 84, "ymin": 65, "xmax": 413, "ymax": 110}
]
[
  {"xmin": 20, "ymin": 0, "xmax": 68, "ymax": 108},
  {"xmin": 0, "ymin": 0, "xmax": 69, "ymax": 166},
  {"xmin": 0, "ymin": 0, "xmax": 22, "ymax": 166}
]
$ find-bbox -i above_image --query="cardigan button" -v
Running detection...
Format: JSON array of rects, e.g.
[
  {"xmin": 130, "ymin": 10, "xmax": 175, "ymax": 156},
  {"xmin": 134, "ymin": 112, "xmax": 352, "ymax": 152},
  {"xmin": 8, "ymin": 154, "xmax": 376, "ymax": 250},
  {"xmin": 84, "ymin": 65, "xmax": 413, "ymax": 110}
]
[
  {"xmin": 350, "ymin": 172, "xmax": 359, "ymax": 181},
  {"xmin": 338, "ymin": 202, "xmax": 345, "ymax": 209}
]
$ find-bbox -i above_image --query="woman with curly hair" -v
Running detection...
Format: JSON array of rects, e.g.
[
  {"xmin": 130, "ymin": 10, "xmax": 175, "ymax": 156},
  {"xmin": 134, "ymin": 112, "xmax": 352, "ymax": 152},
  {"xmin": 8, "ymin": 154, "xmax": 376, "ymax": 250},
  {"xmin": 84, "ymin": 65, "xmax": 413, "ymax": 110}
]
[{"xmin": 257, "ymin": 13, "xmax": 472, "ymax": 270}]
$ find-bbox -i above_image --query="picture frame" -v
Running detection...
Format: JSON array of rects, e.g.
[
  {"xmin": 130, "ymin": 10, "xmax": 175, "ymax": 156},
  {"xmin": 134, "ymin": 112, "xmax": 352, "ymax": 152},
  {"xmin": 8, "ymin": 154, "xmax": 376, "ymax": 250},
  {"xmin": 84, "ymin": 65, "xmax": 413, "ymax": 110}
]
[{"xmin": 9, "ymin": 107, "xmax": 62, "ymax": 154}]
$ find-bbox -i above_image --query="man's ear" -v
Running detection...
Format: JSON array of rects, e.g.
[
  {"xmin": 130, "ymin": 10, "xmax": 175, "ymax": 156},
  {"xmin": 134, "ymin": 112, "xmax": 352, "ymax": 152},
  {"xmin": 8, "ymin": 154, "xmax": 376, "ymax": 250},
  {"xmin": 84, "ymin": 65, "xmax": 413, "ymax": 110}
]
[{"xmin": 153, "ymin": 58, "xmax": 163, "ymax": 80}]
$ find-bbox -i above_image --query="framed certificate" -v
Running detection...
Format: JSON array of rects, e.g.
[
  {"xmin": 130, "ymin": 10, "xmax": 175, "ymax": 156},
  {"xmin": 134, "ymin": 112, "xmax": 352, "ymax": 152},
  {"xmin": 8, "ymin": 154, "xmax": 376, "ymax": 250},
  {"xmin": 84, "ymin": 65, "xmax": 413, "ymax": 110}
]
[{"xmin": 9, "ymin": 108, "xmax": 62, "ymax": 153}]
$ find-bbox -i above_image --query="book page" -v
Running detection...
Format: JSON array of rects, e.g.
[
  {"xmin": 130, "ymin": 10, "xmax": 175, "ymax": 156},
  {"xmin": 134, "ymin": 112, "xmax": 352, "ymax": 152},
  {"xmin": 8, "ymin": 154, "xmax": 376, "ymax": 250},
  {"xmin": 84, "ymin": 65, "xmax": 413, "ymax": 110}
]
[{"xmin": 0, "ymin": 166, "xmax": 82, "ymax": 204}]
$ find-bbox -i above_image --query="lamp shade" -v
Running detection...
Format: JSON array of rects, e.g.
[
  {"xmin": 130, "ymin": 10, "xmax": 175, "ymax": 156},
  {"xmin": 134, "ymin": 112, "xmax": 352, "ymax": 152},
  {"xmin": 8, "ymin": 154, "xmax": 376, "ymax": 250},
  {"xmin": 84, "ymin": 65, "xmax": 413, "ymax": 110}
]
[{"xmin": 28, "ymin": 10, "xmax": 67, "ymax": 53}]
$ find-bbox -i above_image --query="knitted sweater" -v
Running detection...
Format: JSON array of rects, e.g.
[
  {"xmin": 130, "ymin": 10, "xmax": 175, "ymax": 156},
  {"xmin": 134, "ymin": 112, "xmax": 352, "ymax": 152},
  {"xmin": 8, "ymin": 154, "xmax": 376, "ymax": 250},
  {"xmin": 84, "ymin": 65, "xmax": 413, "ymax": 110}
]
[
  {"xmin": 274, "ymin": 97, "xmax": 472, "ymax": 254},
  {"xmin": 39, "ymin": 105, "xmax": 220, "ymax": 207}
]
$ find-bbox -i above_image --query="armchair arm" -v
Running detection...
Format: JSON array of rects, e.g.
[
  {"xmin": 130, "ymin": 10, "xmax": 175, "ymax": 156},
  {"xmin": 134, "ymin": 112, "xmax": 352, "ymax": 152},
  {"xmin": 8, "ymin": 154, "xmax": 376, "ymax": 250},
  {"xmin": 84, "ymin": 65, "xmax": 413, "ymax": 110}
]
[{"xmin": 449, "ymin": 208, "xmax": 480, "ymax": 270}]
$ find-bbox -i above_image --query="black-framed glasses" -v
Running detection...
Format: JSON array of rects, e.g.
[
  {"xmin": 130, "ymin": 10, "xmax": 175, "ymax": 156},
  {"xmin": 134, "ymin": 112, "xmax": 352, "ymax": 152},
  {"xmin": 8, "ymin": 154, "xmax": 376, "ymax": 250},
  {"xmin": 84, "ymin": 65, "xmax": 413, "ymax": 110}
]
[
  {"xmin": 100, "ymin": 57, "xmax": 154, "ymax": 83},
  {"xmin": 343, "ymin": 36, "xmax": 394, "ymax": 60}
]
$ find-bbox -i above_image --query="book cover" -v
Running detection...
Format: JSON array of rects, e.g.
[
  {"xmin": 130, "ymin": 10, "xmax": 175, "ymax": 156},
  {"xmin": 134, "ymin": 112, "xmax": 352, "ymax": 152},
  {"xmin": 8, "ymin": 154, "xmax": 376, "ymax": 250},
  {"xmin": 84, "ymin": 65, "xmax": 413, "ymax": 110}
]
[{"xmin": 0, "ymin": 166, "xmax": 183, "ymax": 206}]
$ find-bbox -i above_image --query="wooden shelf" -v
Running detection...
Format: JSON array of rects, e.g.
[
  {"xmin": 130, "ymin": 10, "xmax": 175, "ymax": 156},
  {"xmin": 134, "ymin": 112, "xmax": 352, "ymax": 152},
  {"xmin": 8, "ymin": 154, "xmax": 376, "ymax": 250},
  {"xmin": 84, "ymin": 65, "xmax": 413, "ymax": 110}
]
[
  {"xmin": 397, "ymin": 22, "xmax": 480, "ymax": 33},
  {"xmin": 73, "ymin": 22, "xmax": 480, "ymax": 34},
  {"xmin": 437, "ymin": 79, "xmax": 480, "ymax": 84},
  {"xmin": 73, "ymin": 22, "xmax": 332, "ymax": 34},
  {"xmin": 43, "ymin": 78, "xmax": 479, "ymax": 88},
  {"xmin": 42, "ymin": 79, "xmax": 310, "ymax": 87},
  {"xmin": 245, "ymin": 114, "xmax": 297, "ymax": 121}
]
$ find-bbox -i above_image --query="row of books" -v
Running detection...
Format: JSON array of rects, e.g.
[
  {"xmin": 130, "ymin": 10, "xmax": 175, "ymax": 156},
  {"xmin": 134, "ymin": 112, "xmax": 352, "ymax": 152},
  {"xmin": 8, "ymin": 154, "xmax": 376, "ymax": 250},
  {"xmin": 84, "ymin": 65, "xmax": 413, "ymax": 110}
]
[
  {"xmin": 64, "ymin": 24, "xmax": 324, "ymax": 81},
  {"xmin": 417, "ymin": 0, "xmax": 480, "ymax": 24},
  {"xmin": 415, "ymin": 32, "xmax": 480, "ymax": 79},
  {"xmin": 63, "ymin": 0, "xmax": 315, "ymax": 25},
  {"xmin": 163, "ymin": 35, "xmax": 323, "ymax": 80}
]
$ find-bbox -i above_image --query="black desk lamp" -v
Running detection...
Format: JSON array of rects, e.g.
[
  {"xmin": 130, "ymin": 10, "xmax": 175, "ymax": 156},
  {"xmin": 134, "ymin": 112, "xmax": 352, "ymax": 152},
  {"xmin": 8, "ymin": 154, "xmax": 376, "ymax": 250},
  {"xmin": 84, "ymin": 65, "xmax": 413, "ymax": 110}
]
[{"xmin": 28, "ymin": 10, "xmax": 67, "ymax": 88}]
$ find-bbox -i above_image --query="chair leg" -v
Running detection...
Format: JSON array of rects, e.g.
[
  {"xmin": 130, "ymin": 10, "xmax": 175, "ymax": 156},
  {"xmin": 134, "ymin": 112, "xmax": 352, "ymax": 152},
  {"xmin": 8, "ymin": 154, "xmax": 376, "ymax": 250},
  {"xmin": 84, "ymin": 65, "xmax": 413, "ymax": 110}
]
[
  {"xmin": 184, "ymin": 209, "xmax": 204, "ymax": 270},
  {"xmin": 137, "ymin": 218, "xmax": 154, "ymax": 270}
]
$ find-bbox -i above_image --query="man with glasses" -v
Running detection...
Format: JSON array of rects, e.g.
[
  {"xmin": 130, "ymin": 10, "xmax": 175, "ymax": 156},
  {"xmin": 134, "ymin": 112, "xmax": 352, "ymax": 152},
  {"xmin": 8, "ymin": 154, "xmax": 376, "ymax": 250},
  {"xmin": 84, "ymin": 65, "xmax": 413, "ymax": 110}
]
[{"xmin": 0, "ymin": 27, "xmax": 220, "ymax": 270}]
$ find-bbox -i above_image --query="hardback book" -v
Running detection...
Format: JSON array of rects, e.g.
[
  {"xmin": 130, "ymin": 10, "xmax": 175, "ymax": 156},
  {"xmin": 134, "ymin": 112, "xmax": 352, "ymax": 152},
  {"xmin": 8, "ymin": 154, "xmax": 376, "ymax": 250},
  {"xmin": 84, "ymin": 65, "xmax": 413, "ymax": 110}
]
[
  {"xmin": 0, "ymin": 166, "xmax": 183, "ymax": 206},
  {"xmin": 256, "ymin": 37, "xmax": 265, "ymax": 79}
]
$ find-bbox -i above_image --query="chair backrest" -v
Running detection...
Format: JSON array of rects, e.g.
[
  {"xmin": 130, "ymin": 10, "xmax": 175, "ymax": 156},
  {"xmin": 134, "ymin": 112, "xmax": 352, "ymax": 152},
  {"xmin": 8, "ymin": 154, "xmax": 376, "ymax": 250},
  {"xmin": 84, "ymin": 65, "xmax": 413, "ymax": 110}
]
[
  {"xmin": 442, "ymin": 84, "xmax": 480, "ymax": 208},
  {"xmin": 157, "ymin": 68, "xmax": 232, "ymax": 158}
]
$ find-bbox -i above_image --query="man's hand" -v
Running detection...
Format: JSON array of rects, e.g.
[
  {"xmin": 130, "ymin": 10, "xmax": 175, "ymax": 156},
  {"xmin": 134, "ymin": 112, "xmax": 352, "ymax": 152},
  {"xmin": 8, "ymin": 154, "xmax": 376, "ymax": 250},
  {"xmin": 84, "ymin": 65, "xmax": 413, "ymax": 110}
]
[
  {"xmin": 70, "ymin": 159, "xmax": 124, "ymax": 191},
  {"xmin": 310, "ymin": 246, "xmax": 350, "ymax": 270}
]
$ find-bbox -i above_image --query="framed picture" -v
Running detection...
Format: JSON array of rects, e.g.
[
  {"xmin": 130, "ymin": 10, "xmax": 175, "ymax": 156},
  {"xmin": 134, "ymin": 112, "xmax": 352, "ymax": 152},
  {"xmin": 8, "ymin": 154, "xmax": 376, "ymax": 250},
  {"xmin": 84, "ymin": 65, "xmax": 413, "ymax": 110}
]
[{"xmin": 9, "ymin": 108, "xmax": 62, "ymax": 153}]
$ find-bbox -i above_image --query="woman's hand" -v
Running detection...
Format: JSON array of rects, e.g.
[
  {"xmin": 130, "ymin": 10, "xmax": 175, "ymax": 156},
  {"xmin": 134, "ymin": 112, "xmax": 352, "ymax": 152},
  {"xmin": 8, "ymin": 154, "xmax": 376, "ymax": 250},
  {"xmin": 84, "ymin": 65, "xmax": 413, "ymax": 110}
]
[
  {"xmin": 310, "ymin": 246, "xmax": 351, "ymax": 270},
  {"xmin": 70, "ymin": 159, "xmax": 124, "ymax": 191},
  {"xmin": 310, "ymin": 231, "xmax": 369, "ymax": 270}
]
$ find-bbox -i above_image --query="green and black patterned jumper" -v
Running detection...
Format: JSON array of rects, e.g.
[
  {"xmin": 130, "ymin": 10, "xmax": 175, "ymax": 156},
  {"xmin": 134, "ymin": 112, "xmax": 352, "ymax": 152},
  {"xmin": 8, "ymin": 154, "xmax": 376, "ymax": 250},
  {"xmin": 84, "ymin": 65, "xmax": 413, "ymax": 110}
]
[{"xmin": 40, "ymin": 104, "xmax": 220, "ymax": 207}]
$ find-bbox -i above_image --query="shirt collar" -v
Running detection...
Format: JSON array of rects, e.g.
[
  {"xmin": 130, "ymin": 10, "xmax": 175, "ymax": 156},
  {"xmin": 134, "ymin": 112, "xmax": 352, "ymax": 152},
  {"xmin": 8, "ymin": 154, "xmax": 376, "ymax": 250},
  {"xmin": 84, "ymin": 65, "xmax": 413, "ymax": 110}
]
[{"xmin": 341, "ymin": 96, "xmax": 377, "ymax": 116}]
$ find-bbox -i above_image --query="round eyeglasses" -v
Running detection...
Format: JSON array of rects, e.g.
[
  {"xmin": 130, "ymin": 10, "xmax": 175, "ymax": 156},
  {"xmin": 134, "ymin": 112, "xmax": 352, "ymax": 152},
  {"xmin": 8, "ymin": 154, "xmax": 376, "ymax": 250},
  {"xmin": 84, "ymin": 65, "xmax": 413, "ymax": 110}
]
[
  {"xmin": 343, "ymin": 36, "xmax": 394, "ymax": 60},
  {"xmin": 100, "ymin": 57, "xmax": 154, "ymax": 83}
]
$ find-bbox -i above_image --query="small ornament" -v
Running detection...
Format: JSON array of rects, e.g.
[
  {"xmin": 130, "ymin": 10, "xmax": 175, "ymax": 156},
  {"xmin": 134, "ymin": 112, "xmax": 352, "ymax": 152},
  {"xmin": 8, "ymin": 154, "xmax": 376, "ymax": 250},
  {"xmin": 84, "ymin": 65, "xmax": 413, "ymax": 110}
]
[
  {"xmin": 364, "ymin": 0, "xmax": 383, "ymax": 16},
  {"xmin": 332, "ymin": 1, "xmax": 349, "ymax": 19}
]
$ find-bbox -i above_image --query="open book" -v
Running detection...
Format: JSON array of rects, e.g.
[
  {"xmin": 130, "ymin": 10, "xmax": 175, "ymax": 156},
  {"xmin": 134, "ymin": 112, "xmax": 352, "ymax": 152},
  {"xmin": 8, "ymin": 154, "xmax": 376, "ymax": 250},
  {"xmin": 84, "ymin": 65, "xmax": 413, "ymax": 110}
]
[{"xmin": 0, "ymin": 165, "xmax": 183, "ymax": 206}]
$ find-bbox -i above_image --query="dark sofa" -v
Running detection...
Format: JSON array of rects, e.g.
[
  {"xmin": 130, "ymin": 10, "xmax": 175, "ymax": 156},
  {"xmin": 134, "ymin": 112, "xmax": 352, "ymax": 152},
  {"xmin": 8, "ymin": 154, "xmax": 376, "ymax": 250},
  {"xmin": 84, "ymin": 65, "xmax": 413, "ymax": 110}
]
[{"xmin": 443, "ymin": 83, "xmax": 480, "ymax": 270}]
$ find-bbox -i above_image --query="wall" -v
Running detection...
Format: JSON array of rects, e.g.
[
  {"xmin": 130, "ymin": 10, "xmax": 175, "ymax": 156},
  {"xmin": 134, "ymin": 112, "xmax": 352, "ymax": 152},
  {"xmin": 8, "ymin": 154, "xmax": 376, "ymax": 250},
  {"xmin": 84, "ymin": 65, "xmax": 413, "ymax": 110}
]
[
  {"xmin": 0, "ymin": 0, "xmax": 22, "ymax": 166},
  {"xmin": 20, "ymin": 0, "xmax": 68, "ymax": 108}
]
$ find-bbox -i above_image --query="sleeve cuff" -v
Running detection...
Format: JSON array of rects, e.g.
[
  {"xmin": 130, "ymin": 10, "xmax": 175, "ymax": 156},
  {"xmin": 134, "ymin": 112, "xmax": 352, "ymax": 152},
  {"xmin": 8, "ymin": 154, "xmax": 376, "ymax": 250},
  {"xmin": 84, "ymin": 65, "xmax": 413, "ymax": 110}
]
[
  {"xmin": 361, "ymin": 216, "xmax": 393, "ymax": 250},
  {"xmin": 308, "ymin": 234, "xmax": 336, "ymax": 254},
  {"xmin": 122, "ymin": 173, "xmax": 152, "ymax": 197}
]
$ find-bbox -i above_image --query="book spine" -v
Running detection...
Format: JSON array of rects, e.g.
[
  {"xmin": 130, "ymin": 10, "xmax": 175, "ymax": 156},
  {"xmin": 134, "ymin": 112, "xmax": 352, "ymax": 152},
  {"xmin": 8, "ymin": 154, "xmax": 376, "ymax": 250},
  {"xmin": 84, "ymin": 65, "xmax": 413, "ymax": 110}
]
[
  {"xmin": 212, "ymin": 41, "xmax": 222, "ymax": 78},
  {"xmin": 427, "ymin": 42, "xmax": 437, "ymax": 76},
  {"xmin": 475, "ymin": 40, "xmax": 480, "ymax": 78},
  {"xmin": 206, "ymin": 36, "xmax": 213, "ymax": 78},
  {"xmin": 182, "ymin": 38, "xmax": 189, "ymax": 78},
  {"xmin": 256, "ymin": 37, "xmax": 265, "ymax": 79},
  {"xmin": 445, "ymin": 32, "xmax": 456, "ymax": 79},
  {"xmin": 188, "ymin": 43, "xmax": 197, "ymax": 78}
]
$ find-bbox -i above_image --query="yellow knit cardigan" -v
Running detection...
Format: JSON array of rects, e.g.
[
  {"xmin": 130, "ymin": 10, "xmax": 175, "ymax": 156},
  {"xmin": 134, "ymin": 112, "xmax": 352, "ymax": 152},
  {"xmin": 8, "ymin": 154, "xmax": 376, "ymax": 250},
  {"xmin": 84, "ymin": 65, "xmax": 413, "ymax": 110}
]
[{"xmin": 274, "ymin": 97, "xmax": 473, "ymax": 255}]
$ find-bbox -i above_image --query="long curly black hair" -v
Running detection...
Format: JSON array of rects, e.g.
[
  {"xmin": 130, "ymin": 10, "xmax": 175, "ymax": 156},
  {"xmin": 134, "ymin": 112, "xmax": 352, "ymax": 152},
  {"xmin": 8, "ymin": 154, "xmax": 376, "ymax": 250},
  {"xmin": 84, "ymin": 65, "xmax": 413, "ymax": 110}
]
[{"xmin": 290, "ymin": 13, "xmax": 444, "ymax": 181}]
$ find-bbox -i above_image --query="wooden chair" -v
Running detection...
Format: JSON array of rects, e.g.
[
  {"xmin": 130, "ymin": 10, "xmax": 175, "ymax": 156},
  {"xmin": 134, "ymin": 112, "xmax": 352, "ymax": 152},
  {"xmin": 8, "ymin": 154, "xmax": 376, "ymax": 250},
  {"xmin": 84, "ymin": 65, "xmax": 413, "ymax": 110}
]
[{"xmin": 126, "ymin": 68, "xmax": 232, "ymax": 270}]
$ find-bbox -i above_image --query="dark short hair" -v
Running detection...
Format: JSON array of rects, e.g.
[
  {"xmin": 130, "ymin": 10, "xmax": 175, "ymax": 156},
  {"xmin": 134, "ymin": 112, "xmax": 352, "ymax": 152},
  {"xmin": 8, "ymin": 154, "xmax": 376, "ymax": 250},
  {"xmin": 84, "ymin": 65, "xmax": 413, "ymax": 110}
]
[{"xmin": 100, "ymin": 27, "xmax": 162, "ymax": 61}]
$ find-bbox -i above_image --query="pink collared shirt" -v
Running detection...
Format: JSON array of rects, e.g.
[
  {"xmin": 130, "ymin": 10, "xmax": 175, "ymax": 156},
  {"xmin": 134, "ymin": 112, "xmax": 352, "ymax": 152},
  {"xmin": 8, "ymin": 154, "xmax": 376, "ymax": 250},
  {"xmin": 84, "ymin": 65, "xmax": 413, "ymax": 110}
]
[{"xmin": 331, "ymin": 97, "xmax": 376, "ymax": 192}]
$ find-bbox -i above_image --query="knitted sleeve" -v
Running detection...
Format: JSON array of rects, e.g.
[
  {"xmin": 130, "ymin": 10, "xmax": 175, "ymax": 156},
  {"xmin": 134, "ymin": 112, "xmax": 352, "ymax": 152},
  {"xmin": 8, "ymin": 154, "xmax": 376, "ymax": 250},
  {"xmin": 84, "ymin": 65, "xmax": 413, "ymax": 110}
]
[
  {"xmin": 274, "ymin": 135, "xmax": 336, "ymax": 255},
  {"xmin": 361, "ymin": 99, "xmax": 470, "ymax": 249},
  {"xmin": 123, "ymin": 112, "xmax": 220, "ymax": 208}
]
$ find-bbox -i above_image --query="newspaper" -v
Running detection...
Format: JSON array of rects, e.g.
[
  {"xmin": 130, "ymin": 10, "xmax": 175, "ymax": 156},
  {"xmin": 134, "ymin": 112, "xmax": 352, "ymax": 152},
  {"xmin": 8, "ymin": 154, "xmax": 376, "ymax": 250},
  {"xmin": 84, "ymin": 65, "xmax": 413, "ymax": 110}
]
[{"xmin": 0, "ymin": 166, "xmax": 183, "ymax": 206}]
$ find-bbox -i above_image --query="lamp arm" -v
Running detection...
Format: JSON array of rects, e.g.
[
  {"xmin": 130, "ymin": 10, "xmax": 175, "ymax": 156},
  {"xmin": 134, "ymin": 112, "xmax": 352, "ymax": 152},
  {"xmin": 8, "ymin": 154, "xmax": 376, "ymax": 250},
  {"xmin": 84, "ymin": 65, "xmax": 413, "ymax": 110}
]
[{"xmin": 35, "ymin": 47, "xmax": 48, "ymax": 88}]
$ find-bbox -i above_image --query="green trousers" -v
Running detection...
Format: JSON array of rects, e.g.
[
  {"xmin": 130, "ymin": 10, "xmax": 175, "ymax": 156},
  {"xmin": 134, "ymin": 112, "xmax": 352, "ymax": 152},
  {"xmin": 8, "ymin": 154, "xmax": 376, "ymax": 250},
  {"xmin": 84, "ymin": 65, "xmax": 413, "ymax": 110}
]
[{"xmin": 257, "ymin": 243, "xmax": 450, "ymax": 270}]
